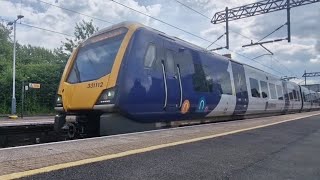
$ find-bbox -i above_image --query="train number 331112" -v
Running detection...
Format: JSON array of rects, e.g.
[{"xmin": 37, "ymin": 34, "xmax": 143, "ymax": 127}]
[{"xmin": 87, "ymin": 82, "xmax": 103, "ymax": 88}]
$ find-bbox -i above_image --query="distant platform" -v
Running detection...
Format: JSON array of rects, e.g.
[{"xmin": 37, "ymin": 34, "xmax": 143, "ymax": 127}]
[
  {"xmin": 0, "ymin": 111, "xmax": 319, "ymax": 179},
  {"xmin": 0, "ymin": 117, "xmax": 54, "ymax": 127}
]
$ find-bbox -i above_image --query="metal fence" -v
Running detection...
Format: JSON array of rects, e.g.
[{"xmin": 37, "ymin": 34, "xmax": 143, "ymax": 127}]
[{"xmin": 0, "ymin": 82, "xmax": 58, "ymax": 116}]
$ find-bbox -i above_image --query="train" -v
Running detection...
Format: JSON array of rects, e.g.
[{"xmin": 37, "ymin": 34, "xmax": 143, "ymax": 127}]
[{"xmin": 54, "ymin": 22, "xmax": 320, "ymax": 138}]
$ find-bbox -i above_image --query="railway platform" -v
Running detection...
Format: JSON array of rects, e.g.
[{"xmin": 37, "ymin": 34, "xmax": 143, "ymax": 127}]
[
  {"xmin": 0, "ymin": 116, "xmax": 54, "ymax": 127},
  {"xmin": 0, "ymin": 111, "xmax": 320, "ymax": 179}
]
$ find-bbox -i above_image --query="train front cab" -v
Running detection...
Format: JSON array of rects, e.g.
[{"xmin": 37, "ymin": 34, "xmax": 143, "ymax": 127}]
[{"xmin": 54, "ymin": 23, "xmax": 141, "ymax": 137}]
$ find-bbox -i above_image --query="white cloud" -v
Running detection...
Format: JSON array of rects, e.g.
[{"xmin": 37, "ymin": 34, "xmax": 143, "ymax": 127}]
[
  {"xmin": 310, "ymin": 55, "xmax": 320, "ymax": 63},
  {"xmin": 0, "ymin": 0, "xmax": 319, "ymax": 83}
]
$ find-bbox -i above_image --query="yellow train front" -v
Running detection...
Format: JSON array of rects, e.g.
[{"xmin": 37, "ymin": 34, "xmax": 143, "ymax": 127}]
[{"xmin": 54, "ymin": 22, "xmax": 139, "ymax": 137}]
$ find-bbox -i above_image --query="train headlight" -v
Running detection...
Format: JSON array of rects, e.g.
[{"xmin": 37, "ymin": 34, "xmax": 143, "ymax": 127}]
[
  {"xmin": 56, "ymin": 95, "xmax": 63, "ymax": 107},
  {"xmin": 97, "ymin": 88, "xmax": 115, "ymax": 104}
]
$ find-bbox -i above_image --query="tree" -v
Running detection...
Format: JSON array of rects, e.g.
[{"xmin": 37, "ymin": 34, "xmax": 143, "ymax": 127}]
[
  {"xmin": 0, "ymin": 19, "xmax": 99, "ymax": 115},
  {"xmin": 0, "ymin": 23, "xmax": 11, "ymax": 41},
  {"xmin": 61, "ymin": 19, "xmax": 99, "ymax": 54},
  {"xmin": 0, "ymin": 23, "xmax": 65, "ymax": 114},
  {"xmin": 0, "ymin": 23, "xmax": 12, "ymax": 67}
]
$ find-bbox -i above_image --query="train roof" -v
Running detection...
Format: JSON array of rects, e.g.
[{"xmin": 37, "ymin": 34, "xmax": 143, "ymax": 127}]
[
  {"xmin": 128, "ymin": 22, "xmax": 282, "ymax": 78},
  {"xmin": 93, "ymin": 22, "xmax": 289, "ymax": 81},
  {"xmin": 92, "ymin": 22, "xmax": 224, "ymax": 56}
]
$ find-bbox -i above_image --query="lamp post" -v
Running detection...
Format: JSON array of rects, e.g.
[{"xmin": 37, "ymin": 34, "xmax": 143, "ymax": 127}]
[{"xmin": 7, "ymin": 15, "xmax": 24, "ymax": 116}]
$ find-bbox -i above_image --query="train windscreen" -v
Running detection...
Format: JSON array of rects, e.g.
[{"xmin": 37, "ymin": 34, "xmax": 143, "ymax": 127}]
[{"xmin": 67, "ymin": 28, "xmax": 128, "ymax": 83}]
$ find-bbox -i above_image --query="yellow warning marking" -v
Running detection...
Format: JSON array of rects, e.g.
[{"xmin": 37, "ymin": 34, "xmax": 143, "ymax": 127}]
[
  {"xmin": 8, "ymin": 115, "xmax": 18, "ymax": 119},
  {"xmin": 1, "ymin": 113, "xmax": 319, "ymax": 180},
  {"xmin": 181, "ymin": 100, "xmax": 190, "ymax": 114}
]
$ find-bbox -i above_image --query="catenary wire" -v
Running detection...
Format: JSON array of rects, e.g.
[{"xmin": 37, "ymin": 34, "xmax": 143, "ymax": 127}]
[
  {"xmin": 173, "ymin": 0, "xmax": 297, "ymax": 77},
  {"xmin": 38, "ymin": 0, "xmax": 114, "ymax": 25},
  {"xmin": 111, "ymin": 0, "xmax": 287, "ymax": 76}
]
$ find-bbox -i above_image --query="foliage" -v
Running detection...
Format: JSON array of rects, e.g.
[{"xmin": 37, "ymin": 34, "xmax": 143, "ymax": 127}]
[
  {"xmin": 61, "ymin": 19, "xmax": 98, "ymax": 54},
  {"xmin": 0, "ymin": 20, "xmax": 99, "ymax": 115},
  {"xmin": 0, "ymin": 23, "xmax": 64, "ymax": 115}
]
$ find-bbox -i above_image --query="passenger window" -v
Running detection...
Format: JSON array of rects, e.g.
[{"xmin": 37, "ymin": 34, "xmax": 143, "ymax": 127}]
[
  {"xmin": 276, "ymin": 85, "xmax": 283, "ymax": 100},
  {"xmin": 165, "ymin": 50, "xmax": 175, "ymax": 74},
  {"xmin": 220, "ymin": 71, "xmax": 232, "ymax": 95},
  {"xmin": 176, "ymin": 49, "xmax": 194, "ymax": 75},
  {"xmin": 202, "ymin": 63, "xmax": 232, "ymax": 95},
  {"xmin": 269, "ymin": 83, "xmax": 277, "ymax": 99},
  {"xmin": 293, "ymin": 90, "xmax": 297, "ymax": 100},
  {"xmin": 144, "ymin": 44, "xmax": 156, "ymax": 68},
  {"xmin": 203, "ymin": 66, "xmax": 214, "ymax": 93},
  {"xmin": 296, "ymin": 90, "xmax": 300, "ymax": 101},
  {"xmin": 260, "ymin": 81, "xmax": 269, "ymax": 98},
  {"xmin": 289, "ymin": 89, "xmax": 293, "ymax": 100},
  {"xmin": 250, "ymin": 78, "xmax": 260, "ymax": 98},
  {"xmin": 193, "ymin": 63, "xmax": 209, "ymax": 92},
  {"xmin": 307, "ymin": 92, "xmax": 311, "ymax": 102}
]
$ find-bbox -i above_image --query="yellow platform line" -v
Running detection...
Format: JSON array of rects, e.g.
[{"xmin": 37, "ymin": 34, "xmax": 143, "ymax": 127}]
[{"xmin": 1, "ymin": 112, "xmax": 320, "ymax": 180}]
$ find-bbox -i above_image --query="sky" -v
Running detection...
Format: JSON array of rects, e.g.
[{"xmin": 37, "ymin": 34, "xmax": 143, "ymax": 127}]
[{"xmin": 0, "ymin": 0, "xmax": 319, "ymax": 84}]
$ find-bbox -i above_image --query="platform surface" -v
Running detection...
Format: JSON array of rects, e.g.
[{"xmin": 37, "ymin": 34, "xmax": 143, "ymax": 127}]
[{"xmin": 0, "ymin": 111, "xmax": 319, "ymax": 179}]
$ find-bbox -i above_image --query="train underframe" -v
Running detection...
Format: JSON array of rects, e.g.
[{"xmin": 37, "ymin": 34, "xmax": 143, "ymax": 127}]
[
  {"xmin": 53, "ymin": 109, "xmax": 310, "ymax": 139},
  {"xmin": 54, "ymin": 113, "xmax": 101, "ymax": 139},
  {"xmin": 54, "ymin": 111, "xmax": 160, "ymax": 139}
]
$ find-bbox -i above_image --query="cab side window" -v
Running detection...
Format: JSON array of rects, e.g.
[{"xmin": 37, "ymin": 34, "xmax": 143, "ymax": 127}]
[{"xmin": 144, "ymin": 44, "xmax": 156, "ymax": 68}]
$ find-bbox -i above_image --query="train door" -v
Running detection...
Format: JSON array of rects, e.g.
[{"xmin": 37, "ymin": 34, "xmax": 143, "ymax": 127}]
[
  {"xmin": 137, "ymin": 32, "xmax": 167, "ymax": 117},
  {"xmin": 161, "ymin": 40, "xmax": 180, "ymax": 112},
  {"xmin": 231, "ymin": 61, "xmax": 249, "ymax": 115},
  {"xmin": 282, "ymin": 81, "xmax": 290, "ymax": 113}
]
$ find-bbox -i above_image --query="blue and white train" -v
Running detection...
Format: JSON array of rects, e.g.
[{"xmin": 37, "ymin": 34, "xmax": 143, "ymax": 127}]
[{"xmin": 54, "ymin": 22, "xmax": 320, "ymax": 137}]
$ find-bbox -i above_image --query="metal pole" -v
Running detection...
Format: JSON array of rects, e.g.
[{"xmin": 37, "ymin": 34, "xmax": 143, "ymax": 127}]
[
  {"xmin": 11, "ymin": 21, "xmax": 17, "ymax": 115},
  {"xmin": 304, "ymin": 70, "xmax": 307, "ymax": 86},
  {"xmin": 287, "ymin": 0, "xmax": 291, "ymax": 42},
  {"xmin": 21, "ymin": 81, "xmax": 24, "ymax": 119},
  {"xmin": 225, "ymin": 7, "xmax": 229, "ymax": 49}
]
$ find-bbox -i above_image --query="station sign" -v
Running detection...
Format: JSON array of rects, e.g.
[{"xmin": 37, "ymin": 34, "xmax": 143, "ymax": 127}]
[{"xmin": 29, "ymin": 83, "xmax": 41, "ymax": 89}]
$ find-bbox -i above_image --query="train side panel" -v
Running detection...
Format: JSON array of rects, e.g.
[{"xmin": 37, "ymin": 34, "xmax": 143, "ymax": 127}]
[
  {"xmin": 117, "ymin": 28, "xmax": 225, "ymax": 122},
  {"xmin": 244, "ymin": 66, "xmax": 285, "ymax": 115},
  {"xmin": 117, "ymin": 28, "xmax": 168, "ymax": 121},
  {"xmin": 286, "ymin": 82, "xmax": 302, "ymax": 112}
]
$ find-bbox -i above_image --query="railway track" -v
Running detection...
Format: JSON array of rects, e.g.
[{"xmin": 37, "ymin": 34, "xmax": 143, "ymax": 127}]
[{"xmin": 0, "ymin": 123, "xmax": 60, "ymax": 148}]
